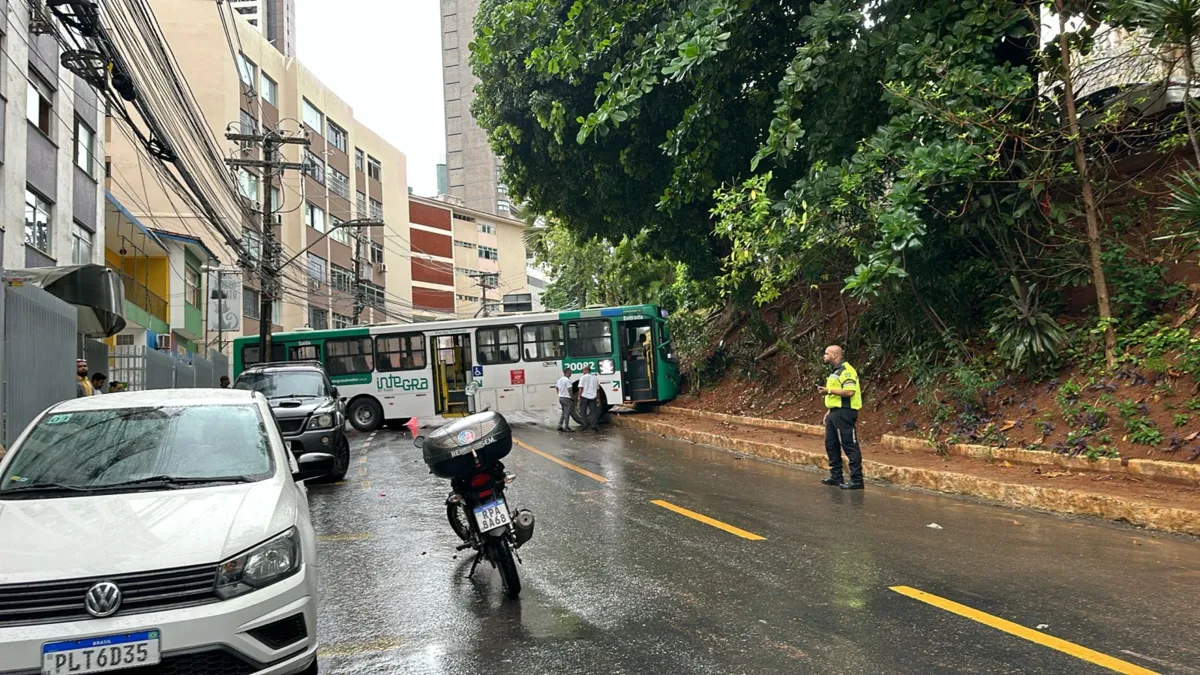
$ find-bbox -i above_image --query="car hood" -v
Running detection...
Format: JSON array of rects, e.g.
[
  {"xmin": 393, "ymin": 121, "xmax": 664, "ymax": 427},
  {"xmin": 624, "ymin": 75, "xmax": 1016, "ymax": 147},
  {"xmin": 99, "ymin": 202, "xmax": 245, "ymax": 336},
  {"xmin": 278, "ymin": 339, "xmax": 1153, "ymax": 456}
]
[
  {"xmin": 267, "ymin": 398, "xmax": 328, "ymax": 418},
  {"xmin": 0, "ymin": 479, "xmax": 300, "ymax": 583}
]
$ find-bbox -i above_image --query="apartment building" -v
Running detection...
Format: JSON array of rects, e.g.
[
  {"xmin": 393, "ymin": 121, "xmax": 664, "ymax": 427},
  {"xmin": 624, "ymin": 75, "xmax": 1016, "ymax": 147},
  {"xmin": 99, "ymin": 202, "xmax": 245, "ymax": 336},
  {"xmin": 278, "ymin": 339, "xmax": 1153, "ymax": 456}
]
[
  {"xmin": 105, "ymin": 0, "xmax": 410, "ymax": 356},
  {"xmin": 441, "ymin": 0, "xmax": 512, "ymax": 216},
  {"xmin": 408, "ymin": 195, "xmax": 529, "ymax": 319},
  {"xmin": 1, "ymin": 6, "xmax": 106, "ymax": 274},
  {"xmin": 227, "ymin": 0, "xmax": 295, "ymax": 57}
]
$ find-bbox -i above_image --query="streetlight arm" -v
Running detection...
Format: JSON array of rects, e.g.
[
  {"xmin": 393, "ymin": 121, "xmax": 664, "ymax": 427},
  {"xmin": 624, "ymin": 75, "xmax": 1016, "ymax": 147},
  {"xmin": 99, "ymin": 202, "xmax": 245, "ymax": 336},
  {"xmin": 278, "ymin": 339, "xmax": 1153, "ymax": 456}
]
[{"xmin": 273, "ymin": 219, "xmax": 383, "ymax": 271}]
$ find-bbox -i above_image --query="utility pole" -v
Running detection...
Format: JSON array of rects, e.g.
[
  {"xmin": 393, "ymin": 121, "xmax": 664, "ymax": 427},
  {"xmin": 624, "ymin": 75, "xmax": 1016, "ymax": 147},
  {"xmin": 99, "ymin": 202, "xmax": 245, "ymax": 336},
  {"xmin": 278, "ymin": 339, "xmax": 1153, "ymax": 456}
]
[
  {"xmin": 472, "ymin": 272, "xmax": 498, "ymax": 318},
  {"xmin": 353, "ymin": 228, "xmax": 366, "ymax": 324},
  {"xmin": 226, "ymin": 129, "xmax": 309, "ymax": 361}
]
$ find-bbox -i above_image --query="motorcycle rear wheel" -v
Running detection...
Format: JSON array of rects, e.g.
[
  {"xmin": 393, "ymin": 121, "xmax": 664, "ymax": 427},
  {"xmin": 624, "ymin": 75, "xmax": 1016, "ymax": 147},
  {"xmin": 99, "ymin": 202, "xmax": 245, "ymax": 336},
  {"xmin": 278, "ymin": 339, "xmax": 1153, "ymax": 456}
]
[
  {"xmin": 486, "ymin": 537, "xmax": 521, "ymax": 599},
  {"xmin": 446, "ymin": 500, "xmax": 471, "ymax": 541}
]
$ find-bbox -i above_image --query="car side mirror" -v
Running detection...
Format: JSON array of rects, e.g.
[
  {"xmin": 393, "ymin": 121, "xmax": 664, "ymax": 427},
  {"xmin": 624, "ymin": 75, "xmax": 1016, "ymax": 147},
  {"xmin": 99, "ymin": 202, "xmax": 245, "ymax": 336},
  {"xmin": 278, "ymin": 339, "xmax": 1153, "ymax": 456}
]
[
  {"xmin": 331, "ymin": 387, "xmax": 339, "ymax": 398},
  {"xmin": 413, "ymin": 436, "xmax": 425, "ymax": 449},
  {"xmin": 292, "ymin": 452, "xmax": 335, "ymax": 482}
]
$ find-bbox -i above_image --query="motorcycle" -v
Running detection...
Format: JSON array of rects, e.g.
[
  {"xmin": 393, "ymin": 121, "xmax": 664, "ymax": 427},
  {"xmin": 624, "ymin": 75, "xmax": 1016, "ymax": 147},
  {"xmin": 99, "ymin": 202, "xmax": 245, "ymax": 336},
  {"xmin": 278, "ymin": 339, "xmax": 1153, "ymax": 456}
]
[{"xmin": 414, "ymin": 411, "xmax": 535, "ymax": 599}]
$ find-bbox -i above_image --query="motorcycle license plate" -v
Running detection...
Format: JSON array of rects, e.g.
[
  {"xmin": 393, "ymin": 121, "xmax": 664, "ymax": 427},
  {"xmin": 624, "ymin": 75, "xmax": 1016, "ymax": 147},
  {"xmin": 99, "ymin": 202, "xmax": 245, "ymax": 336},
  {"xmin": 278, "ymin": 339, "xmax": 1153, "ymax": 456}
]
[{"xmin": 473, "ymin": 499, "xmax": 512, "ymax": 533}]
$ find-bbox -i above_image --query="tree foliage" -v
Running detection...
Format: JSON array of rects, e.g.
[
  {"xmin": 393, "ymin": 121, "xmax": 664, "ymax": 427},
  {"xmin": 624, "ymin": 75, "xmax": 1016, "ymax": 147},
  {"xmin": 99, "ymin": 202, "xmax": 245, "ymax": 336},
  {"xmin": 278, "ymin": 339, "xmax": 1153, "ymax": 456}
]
[{"xmin": 473, "ymin": 0, "xmax": 1196, "ymax": 374}]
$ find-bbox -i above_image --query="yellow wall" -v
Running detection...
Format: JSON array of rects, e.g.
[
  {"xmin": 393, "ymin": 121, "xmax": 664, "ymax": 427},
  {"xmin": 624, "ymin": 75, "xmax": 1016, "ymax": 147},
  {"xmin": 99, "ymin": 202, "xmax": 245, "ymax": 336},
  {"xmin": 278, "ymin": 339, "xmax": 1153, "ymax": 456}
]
[{"xmin": 106, "ymin": 249, "xmax": 170, "ymax": 299}]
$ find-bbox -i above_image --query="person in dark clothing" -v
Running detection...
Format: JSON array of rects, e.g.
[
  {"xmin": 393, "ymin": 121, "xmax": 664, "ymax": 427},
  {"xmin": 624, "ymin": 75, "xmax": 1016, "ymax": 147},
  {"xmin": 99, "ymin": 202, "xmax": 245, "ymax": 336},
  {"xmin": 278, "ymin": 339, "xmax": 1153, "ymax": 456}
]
[
  {"xmin": 90, "ymin": 373, "xmax": 107, "ymax": 395},
  {"xmin": 220, "ymin": 376, "xmax": 231, "ymax": 389},
  {"xmin": 818, "ymin": 345, "xmax": 864, "ymax": 490}
]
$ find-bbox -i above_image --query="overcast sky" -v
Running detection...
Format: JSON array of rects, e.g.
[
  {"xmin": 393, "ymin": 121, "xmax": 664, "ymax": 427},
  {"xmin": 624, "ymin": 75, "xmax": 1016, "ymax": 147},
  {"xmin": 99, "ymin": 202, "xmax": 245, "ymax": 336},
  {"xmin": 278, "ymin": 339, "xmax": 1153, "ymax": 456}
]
[{"xmin": 294, "ymin": 0, "xmax": 445, "ymax": 197}]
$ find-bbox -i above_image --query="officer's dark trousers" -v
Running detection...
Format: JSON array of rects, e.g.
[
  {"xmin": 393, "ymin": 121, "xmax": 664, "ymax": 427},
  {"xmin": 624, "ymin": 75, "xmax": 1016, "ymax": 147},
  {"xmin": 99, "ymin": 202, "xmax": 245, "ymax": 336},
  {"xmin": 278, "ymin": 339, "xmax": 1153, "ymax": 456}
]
[{"xmin": 825, "ymin": 408, "xmax": 862, "ymax": 483}]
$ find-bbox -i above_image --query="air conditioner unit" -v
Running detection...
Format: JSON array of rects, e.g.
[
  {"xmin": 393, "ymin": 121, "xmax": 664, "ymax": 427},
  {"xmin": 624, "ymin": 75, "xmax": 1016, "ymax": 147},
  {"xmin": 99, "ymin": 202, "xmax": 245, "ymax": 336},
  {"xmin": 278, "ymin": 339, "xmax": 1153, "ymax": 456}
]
[
  {"xmin": 155, "ymin": 334, "xmax": 172, "ymax": 351},
  {"xmin": 377, "ymin": 263, "xmax": 387, "ymax": 273}
]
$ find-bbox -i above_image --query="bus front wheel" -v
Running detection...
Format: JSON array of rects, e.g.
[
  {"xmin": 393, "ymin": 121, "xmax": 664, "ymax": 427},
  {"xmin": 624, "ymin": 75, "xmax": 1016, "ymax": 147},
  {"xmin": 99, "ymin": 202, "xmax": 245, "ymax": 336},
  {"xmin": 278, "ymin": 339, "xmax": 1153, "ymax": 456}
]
[
  {"xmin": 571, "ymin": 391, "xmax": 608, "ymax": 427},
  {"xmin": 348, "ymin": 398, "xmax": 383, "ymax": 432}
]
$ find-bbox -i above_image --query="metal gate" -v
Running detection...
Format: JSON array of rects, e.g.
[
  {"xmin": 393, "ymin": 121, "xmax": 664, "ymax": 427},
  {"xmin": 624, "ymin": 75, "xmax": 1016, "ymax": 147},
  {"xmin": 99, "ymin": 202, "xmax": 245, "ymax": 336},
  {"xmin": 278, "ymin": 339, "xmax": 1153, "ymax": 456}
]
[
  {"xmin": 3, "ymin": 283, "xmax": 77, "ymax": 446},
  {"xmin": 82, "ymin": 339, "xmax": 109, "ymax": 381}
]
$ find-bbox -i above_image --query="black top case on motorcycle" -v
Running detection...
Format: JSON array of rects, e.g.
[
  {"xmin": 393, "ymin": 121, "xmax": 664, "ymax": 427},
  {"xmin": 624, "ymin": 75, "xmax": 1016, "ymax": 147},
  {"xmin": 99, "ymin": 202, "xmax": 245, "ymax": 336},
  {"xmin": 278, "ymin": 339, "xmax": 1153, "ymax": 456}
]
[{"xmin": 422, "ymin": 411, "xmax": 513, "ymax": 479}]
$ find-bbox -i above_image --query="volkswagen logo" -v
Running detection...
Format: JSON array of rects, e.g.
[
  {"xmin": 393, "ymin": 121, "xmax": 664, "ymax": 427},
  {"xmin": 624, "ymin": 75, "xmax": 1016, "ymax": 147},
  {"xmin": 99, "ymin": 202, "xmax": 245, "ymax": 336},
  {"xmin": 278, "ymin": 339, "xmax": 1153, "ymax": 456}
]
[{"xmin": 84, "ymin": 581, "xmax": 122, "ymax": 618}]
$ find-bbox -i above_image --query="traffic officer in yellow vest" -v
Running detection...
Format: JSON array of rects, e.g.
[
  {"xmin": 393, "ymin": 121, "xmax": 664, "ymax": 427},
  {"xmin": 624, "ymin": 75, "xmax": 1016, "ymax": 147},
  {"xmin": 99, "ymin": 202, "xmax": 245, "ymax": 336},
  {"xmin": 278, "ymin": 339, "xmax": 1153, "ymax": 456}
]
[{"xmin": 818, "ymin": 345, "xmax": 864, "ymax": 490}]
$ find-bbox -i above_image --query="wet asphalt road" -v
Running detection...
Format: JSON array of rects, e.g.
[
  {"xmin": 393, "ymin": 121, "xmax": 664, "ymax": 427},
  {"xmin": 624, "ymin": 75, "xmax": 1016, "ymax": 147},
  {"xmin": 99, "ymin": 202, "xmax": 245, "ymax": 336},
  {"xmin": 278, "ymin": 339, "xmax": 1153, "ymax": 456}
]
[{"xmin": 305, "ymin": 418, "xmax": 1200, "ymax": 675}]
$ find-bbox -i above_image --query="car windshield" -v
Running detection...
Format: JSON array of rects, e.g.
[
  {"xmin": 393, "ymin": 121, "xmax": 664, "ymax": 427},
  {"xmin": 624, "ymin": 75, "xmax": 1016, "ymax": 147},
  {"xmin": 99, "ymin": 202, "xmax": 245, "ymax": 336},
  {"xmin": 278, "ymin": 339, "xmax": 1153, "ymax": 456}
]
[
  {"xmin": 235, "ymin": 370, "xmax": 328, "ymax": 399},
  {"xmin": 0, "ymin": 405, "xmax": 274, "ymax": 494}
]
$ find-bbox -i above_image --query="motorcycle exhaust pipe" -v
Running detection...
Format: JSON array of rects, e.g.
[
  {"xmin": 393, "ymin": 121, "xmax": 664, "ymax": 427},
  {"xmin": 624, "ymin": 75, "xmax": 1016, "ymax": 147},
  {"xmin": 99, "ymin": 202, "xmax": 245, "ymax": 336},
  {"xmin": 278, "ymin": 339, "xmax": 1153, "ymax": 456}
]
[{"xmin": 512, "ymin": 509, "xmax": 535, "ymax": 547}]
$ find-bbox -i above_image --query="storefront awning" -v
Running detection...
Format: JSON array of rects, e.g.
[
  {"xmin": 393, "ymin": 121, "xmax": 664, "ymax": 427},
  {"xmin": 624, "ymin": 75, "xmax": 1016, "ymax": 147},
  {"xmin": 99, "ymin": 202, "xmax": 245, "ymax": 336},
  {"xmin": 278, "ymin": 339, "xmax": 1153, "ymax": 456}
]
[{"xmin": 8, "ymin": 265, "xmax": 126, "ymax": 337}]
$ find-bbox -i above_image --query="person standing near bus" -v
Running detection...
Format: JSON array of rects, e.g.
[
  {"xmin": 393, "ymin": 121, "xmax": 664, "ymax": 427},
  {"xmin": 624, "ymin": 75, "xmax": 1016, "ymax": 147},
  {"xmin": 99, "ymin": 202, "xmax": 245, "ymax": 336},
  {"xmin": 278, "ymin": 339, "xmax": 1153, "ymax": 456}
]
[
  {"xmin": 556, "ymin": 367, "xmax": 575, "ymax": 433},
  {"xmin": 579, "ymin": 364, "xmax": 601, "ymax": 432}
]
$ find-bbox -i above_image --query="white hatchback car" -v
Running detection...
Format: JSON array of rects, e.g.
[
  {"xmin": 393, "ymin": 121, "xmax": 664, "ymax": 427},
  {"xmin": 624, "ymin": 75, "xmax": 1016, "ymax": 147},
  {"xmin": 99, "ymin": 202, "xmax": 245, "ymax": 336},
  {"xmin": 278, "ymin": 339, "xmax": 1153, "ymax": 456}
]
[{"xmin": 0, "ymin": 389, "xmax": 329, "ymax": 675}]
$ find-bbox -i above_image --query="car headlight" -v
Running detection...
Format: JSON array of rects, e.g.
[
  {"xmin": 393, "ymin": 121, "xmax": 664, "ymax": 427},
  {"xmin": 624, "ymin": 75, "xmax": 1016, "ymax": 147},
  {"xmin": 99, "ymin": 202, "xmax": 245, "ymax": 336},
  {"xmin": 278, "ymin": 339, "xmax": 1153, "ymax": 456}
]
[
  {"xmin": 309, "ymin": 412, "xmax": 335, "ymax": 429},
  {"xmin": 215, "ymin": 528, "xmax": 302, "ymax": 600}
]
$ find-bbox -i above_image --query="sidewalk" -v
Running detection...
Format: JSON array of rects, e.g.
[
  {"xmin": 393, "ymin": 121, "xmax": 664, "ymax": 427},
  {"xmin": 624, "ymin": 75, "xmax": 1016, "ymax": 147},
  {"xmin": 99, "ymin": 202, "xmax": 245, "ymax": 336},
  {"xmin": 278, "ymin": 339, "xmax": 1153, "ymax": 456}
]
[{"xmin": 613, "ymin": 408, "xmax": 1200, "ymax": 536}]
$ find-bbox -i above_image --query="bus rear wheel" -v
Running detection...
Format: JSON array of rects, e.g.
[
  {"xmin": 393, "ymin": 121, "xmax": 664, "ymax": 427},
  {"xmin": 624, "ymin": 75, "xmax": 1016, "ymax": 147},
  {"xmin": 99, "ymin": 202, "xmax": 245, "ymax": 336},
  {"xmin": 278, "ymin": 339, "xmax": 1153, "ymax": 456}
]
[{"xmin": 348, "ymin": 398, "xmax": 383, "ymax": 432}]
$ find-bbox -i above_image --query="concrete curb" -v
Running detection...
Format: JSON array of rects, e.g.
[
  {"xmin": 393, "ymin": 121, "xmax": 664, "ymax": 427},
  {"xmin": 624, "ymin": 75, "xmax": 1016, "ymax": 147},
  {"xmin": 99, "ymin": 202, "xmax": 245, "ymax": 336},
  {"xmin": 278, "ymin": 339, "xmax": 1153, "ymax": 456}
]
[
  {"xmin": 661, "ymin": 405, "xmax": 1200, "ymax": 487},
  {"xmin": 881, "ymin": 435, "xmax": 1200, "ymax": 487},
  {"xmin": 617, "ymin": 414, "xmax": 1200, "ymax": 537},
  {"xmin": 661, "ymin": 405, "xmax": 824, "ymax": 437}
]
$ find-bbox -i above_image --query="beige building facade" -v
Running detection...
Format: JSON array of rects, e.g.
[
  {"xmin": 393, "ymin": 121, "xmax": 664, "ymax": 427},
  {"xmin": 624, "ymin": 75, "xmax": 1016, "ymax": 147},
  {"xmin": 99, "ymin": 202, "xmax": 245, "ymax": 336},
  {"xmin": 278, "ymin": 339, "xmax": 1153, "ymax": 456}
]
[{"xmin": 106, "ymin": 0, "xmax": 416, "ymax": 358}]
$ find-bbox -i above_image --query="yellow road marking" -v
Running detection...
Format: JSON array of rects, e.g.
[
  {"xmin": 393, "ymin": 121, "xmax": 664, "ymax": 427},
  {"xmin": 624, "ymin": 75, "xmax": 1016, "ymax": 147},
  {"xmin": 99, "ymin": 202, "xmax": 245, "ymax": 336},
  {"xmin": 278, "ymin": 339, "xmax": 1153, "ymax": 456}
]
[
  {"xmin": 650, "ymin": 500, "xmax": 766, "ymax": 541},
  {"xmin": 360, "ymin": 480, "xmax": 371, "ymax": 490},
  {"xmin": 319, "ymin": 636, "xmax": 404, "ymax": 657},
  {"xmin": 358, "ymin": 465, "xmax": 367, "ymax": 476},
  {"xmin": 317, "ymin": 533, "xmax": 372, "ymax": 542},
  {"xmin": 890, "ymin": 586, "xmax": 1157, "ymax": 675},
  {"xmin": 515, "ymin": 439, "xmax": 608, "ymax": 483}
]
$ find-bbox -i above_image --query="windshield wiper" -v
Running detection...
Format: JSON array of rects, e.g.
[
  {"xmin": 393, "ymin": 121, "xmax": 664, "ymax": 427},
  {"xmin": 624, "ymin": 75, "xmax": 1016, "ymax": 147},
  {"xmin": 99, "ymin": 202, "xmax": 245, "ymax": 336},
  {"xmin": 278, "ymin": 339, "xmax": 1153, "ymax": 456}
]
[
  {"xmin": 268, "ymin": 394, "xmax": 320, "ymax": 400},
  {"xmin": 0, "ymin": 482, "xmax": 95, "ymax": 496},
  {"xmin": 95, "ymin": 475, "xmax": 255, "ymax": 489}
]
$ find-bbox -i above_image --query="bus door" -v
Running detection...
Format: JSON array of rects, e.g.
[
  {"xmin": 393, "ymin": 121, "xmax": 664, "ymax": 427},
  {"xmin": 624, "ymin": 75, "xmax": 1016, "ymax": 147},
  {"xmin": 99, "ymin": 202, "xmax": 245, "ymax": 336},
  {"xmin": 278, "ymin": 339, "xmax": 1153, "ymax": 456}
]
[
  {"xmin": 620, "ymin": 321, "xmax": 656, "ymax": 403},
  {"xmin": 433, "ymin": 334, "xmax": 473, "ymax": 417}
]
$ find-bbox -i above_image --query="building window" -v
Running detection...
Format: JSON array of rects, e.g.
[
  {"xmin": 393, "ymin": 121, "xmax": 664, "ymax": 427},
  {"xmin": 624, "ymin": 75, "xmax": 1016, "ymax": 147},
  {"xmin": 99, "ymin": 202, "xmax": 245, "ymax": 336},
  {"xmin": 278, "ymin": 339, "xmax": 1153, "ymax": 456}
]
[
  {"xmin": 24, "ymin": 189, "xmax": 51, "ymax": 253},
  {"xmin": 304, "ymin": 149, "xmax": 325, "ymax": 184},
  {"xmin": 260, "ymin": 73, "xmax": 277, "ymax": 105},
  {"xmin": 237, "ymin": 168, "xmax": 259, "ymax": 200},
  {"xmin": 356, "ymin": 192, "xmax": 367, "ymax": 217},
  {"xmin": 498, "ymin": 200, "xmax": 512, "ymax": 213},
  {"xmin": 185, "ymin": 266, "xmax": 202, "ymax": 307},
  {"xmin": 308, "ymin": 306, "xmax": 328, "ymax": 330},
  {"xmin": 306, "ymin": 253, "xmax": 327, "ymax": 282},
  {"xmin": 568, "ymin": 319, "xmax": 614, "ymax": 358},
  {"xmin": 244, "ymin": 226, "xmax": 261, "ymax": 260},
  {"xmin": 454, "ymin": 240, "xmax": 477, "ymax": 250},
  {"xmin": 453, "ymin": 213, "xmax": 477, "ymax": 223},
  {"xmin": 331, "ymin": 264, "xmax": 354, "ymax": 292},
  {"xmin": 333, "ymin": 313, "xmax": 352, "ymax": 329},
  {"xmin": 328, "ymin": 167, "xmax": 350, "ymax": 199},
  {"xmin": 455, "ymin": 266, "xmax": 478, "ymax": 276},
  {"xmin": 327, "ymin": 120, "xmax": 348, "ymax": 152},
  {"xmin": 370, "ymin": 242, "xmax": 384, "ymax": 264},
  {"xmin": 376, "ymin": 334, "xmax": 426, "ymax": 371},
  {"xmin": 326, "ymin": 337, "xmax": 373, "ymax": 375},
  {"xmin": 477, "ymin": 326, "xmax": 521, "ymax": 365},
  {"xmin": 363, "ymin": 282, "xmax": 385, "ymax": 309},
  {"xmin": 478, "ymin": 223, "xmax": 496, "ymax": 235},
  {"xmin": 244, "ymin": 288, "xmax": 260, "ymax": 319},
  {"xmin": 270, "ymin": 186, "xmax": 282, "ymax": 213},
  {"xmin": 522, "ymin": 322, "xmax": 565, "ymax": 361},
  {"xmin": 367, "ymin": 156, "xmax": 382, "ymax": 181},
  {"xmin": 305, "ymin": 202, "xmax": 326, "ymax": 232},
  {"xmin": 355, "ymin": 148, "xmax": 364, "ymax": 172},
  {"xmin": 237, "ymin": 53, "xmax": 257, "ymax": 88},
  {"xmin": 331, "ymin": 217, "xmax": 350, "ymax": 245},
  {"xmin": 302, "ymin": 98, "xmax": 324, "ymax": 131},
  {"xmin": 71, "ymin": 224, "xmax": 93, "ymax": 265},
  {"xmin": 27, "ymin": 73, "xmax": 53, "ymax": 136},
  {"xmin": 478, "ymin": 246, "xmax": 498, "ymax": 261},
  {"xmin": 369, "ymin": 198, "xmax": 383, "ymax": 220},
  {"xmin": 457, "ymin": 294, "xmax": 479, "ymax": 302},
  {"xmin": 74, "ymin": 118, "xmax": 95, "ymax": 176}
]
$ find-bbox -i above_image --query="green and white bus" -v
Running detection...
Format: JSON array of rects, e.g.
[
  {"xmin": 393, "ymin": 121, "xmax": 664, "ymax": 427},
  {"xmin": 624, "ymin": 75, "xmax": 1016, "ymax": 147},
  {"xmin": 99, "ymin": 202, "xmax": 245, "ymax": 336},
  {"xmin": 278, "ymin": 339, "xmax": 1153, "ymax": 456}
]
[{"xmin": 232, "ymin": 304, "xmax": 680, "ymax": 431}]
